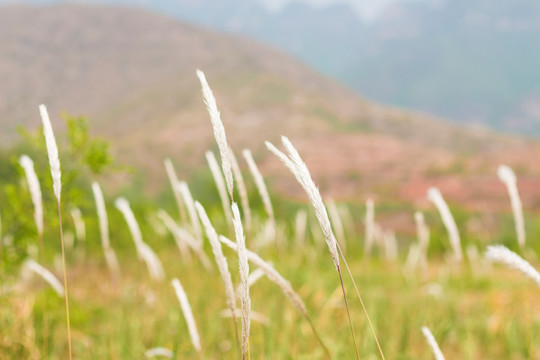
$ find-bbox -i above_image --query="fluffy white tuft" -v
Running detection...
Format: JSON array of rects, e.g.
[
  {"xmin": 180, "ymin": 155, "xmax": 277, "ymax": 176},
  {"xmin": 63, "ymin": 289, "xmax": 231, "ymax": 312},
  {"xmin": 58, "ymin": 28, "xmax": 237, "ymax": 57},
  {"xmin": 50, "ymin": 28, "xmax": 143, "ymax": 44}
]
[
  {"xmin": 485, "ymin": 245, "xmax": 540, "ymax": 287},
  {"xmin": 39, "ymin": 105, "xmax": 62, "ymax": 201},
  {"xmin": 19, "ymin": 155, "xmax": 43, "ymax": 237}
]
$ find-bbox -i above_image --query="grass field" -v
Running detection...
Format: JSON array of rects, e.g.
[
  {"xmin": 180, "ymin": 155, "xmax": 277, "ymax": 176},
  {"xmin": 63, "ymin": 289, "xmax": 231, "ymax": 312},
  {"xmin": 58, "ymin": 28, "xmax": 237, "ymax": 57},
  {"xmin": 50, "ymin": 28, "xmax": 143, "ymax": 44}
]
[
  {"xmin": 2, "ymin": 238, "xmax": 540, "ymax": 359},
  {"xmin": 1, "ymin": 74, "xmax": 540, "ymax": 360}
]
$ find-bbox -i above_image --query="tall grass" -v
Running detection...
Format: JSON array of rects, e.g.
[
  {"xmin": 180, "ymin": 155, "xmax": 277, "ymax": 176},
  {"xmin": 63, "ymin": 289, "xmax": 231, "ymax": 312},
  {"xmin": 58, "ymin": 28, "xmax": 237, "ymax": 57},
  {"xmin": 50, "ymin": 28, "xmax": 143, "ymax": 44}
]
[
  {"xmin": 266, "ymin": 136, "xmax": 385, "ymax": 360},
  {"xmin": 163, "ymin": 158, "xmax": 188, "ymax": 225},
  {"xmin": 364, "ymin": 199, "xmax": 375, "ymax": 257},
  {"xmin": 497, "ymin": 165, "xmax": 525, "ymax": 249},
  {"xmin": 421, "ymin": 326, "xmax": 445, "ymax": 360},
  {"xmin": 92, "ymin": 182, "xmax": 120, "ymax": 277},
  {"xmin": 229, "ymin": 147, "xmax": 252, "ymax": 231},
  {"xmin": 486, "ymin": 245, "xmax": 540, "ymax": 287},
  {"xmin": 172, "ymin": 278, "xmax": 202, "ymax": 356},
  {"xmin": 115, "ymin": 197, "xmax": 164, "ymax": 281},
  {"xmin": 23, "ymin": 259, "xmax": 64, "ymax": 297},
  {"xmin": 194, "ymin": 201, "xmax": 239, "ymax": 350},
  {"xmin": 196, "ymin": 69, "xmax": 235, "ymax": 201},
  {"xmin": 232, "ymin": 203, "xmax": 251, "ymax": 359},
  {"xmin": 427, "ymin": 187, "xmax": 462, "ymax": 262},
  {"xmin": 19, "ymin": 155, "xmax": 44, "ymax": 242},
  {"xmin": 242, "ymin": 149, "xmax": 276, "ymax": 245},
  {"xmin": 206, "ymin": 151, "xmax": 233, "ymax": 226},
  {"xmin": 39, "ymin": 104, "xmax": 72, "ymax": 359}
]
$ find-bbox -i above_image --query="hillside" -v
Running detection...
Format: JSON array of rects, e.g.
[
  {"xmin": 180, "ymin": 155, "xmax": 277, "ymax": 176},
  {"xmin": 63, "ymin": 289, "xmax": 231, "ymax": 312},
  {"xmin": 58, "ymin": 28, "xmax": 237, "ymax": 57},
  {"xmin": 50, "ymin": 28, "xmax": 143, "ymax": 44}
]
[
  {"xmin": 1, "ymin": 3, "xmax": 539, "ymax": 211},
  {"xmin": 4, "ymin": 0, "xmax": 539, "ymax": 133}
]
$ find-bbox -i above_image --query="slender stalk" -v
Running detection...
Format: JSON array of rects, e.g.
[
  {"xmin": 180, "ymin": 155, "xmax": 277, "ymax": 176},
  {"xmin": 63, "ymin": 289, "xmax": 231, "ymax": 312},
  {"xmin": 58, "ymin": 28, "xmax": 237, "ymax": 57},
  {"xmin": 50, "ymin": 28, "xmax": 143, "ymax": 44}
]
[
  {"xmin": 265, "ymin": 137, "xmax": 359, "ymax": 358},
  {"xmin": 38, "ymin": 230, "xmax": 48, "ymax": 358},
  {"xmin": 337, "ymin": 243, "xmax": 385, "ymax": 360},
  {"xmin": 40, "ymin": 104, "xmax": 71, "ymax": 359},
  {"xmin": 232, "ymin": 203, "xmax": 250, "ymax": 359},
  {"xmin": 305, "ymin": 316, "xmax": 332, "ymax": 360},
  {"xmin": 57, "ymin": 201, "xmax": 72, "ymax": 360},
  {"xmin": 336, "ymin": 265, "xmax": 359, "ymax": 359}
]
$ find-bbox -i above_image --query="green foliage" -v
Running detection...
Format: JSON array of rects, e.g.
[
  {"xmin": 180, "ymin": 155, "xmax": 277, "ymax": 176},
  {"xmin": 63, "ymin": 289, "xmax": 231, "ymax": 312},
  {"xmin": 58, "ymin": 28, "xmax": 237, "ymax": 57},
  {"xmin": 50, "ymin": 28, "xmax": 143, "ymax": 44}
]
[
  {"xmin": 0, "ymin": 114, "xmax": 115, "ymax": 271},
  {"xmin": 65, "ymin": 114, "xmax": 113, "ymax": 174}
]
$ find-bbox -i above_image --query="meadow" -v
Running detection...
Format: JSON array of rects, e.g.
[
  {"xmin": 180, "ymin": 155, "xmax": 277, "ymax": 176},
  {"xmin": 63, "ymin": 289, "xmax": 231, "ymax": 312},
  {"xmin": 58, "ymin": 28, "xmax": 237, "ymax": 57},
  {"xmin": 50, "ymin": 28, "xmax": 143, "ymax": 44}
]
[{"xmin": 0, "ymin": 71, "xmax": 539, "ymax": 360}]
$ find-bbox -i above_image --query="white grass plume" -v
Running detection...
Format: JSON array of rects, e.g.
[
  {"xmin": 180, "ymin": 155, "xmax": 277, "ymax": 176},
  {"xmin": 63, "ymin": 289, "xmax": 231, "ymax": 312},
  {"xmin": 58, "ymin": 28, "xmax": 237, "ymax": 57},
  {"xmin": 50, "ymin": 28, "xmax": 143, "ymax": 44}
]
[
  {"xmin": 383, "ymin": 230, "xmax": 398, "ymax": 261},
  {"xmin": 266, "ymin": 137, "xmax": 339, "ymax": 269},
  {"xmin": 139, "ymin": 242, "xmax": 165, "ymax": 281},
  {"xmin": 253, "ymin": 219, "xmax": 277, "ymax": 249},
  {"xmin": 294, "ymin": 209, "xmax": 308, "ymax": 248},
  {"xmin": 242, "ymin": 149, "xmax": 275, "ymax": 233},
  {"xmin": 115, "ymin": 197, "xmax": 144, "ymax": 259},
  {"xmin": 232, "ymin": 203, "xmax": 250, "ymax": 358},
  {"xmin": 485, "ymin": 245, "xmax": 540, "ymax": 287},
  {"xmin": 145, "ymin": 347, "xmax": 173, "ymax": 358},
  {"xmin": 404, "ymin": 243, "xmax": 422, "ymax": 272},
  {"xmin": 206, "ymin": 151, "xmax": 233, "ymax": 225},
  {"xmin": 498, "ymin": 165, "xmax": 526, "ymax": 249},
  {"xmin": 364, "ymin": 199, "xmax": 375, "ymax": 256},
  {"xmin": 157, "ymin": 209, "xmax": 191, "ymax": 262},
  {"xmin": 427, "ymin": 187, "xmax": 462, "ymax": 261},
  {"xmin": 92, "ymin": 183, "xmax": 110, "ymax": 249},
  {"xmin": 194, "ymin": 202, "xmax": 237, "ymax": 325},
  {"xmin": 421, "ymin": 326, "xmax": 445, "ymax": 360},
  {"xmin": 414, "ymin": 211, "xmax": 430, "ymax": 269},
  {"xmin": 196, "ymin": 69, "xmax": 234, "ymax": 200},
  {"xmin": 172, "ymin": 278, "xmax": 201, "ymax": 354},
  {"xmin": 104, "ymin": 248, "xmax": 120, "ymax": 277},
  {"xmin": 327, "ymin": 198, "xmax": 346, "ymax": 252},
  {"xmin": 339, "ymin": 204, "xmax": 355, "ymax": 239},
  {"xmin": 92, "ymin": 182, "xmax": 120, "ymax": 276},
  {"xmin": 177, "ymin": 181, "xmax": 202, "ymax": 242},
  {"xmin": 40, "ymin": 104, "xmax": 72, "ymax": 359},
  {"xmin": 19, "ymin": 155, "xmax": 43, "ymax": 237},
  {"xmin": 164, "ymin": 158, "xmax": 187, "ymax": 224},
  {"xmin": 70, "ymin": 207, "xmax": 85, "ymax": 244},
  {"xmin": 39, "ymin": 104, "xmax": 61, "ymax": 201},
  {"xmin": 229, "ymin": 147, "xmax": 252, "ymax": 230},
  {"xmin": 157, "ymin": 209, "xmax": 212, "ymax": 270},
  {"xmin": 115, "ymin": 197, "xmax": 164, "ymax": 281},
  {"xmin": 24, "ymin": 259, "xmax": 64, "ymax": 297}
]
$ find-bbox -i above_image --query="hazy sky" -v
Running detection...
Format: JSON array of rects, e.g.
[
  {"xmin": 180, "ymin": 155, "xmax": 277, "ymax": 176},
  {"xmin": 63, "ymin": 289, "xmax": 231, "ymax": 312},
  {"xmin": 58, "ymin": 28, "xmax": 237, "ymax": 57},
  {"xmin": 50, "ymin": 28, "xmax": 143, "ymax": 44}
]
[{"xmin": 258, "ymin": 0, "xmax": 424, "ymax": 22}]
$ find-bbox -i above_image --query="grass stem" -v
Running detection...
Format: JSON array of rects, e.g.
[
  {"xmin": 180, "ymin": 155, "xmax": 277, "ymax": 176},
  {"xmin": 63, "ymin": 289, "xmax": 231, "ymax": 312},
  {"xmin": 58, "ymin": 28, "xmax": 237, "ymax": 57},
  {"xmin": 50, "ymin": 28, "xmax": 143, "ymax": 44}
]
[
  {"xmin": 337, "ymin": 244, "xmax": 385, "ymax": 360},
  {"xmin": 57, "ymin": 201, "xmax": 72, "ymax": 360}
]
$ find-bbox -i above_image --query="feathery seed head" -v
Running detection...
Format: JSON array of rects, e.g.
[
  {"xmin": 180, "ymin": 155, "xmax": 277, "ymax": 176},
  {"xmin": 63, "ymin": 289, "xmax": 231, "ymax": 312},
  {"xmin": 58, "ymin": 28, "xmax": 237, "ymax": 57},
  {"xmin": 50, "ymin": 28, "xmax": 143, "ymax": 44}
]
[
  {"xmin": 19, "ymin": 155, "xmax": 43, "ymax": 236},
  {"xmin": 196, "ymin": 69, "xmax": 234, "ymax": 200},
  {"xmin": 172, "ymin": 278, "xmax": 201, "ymax": 353},
  {"xmin": 498, "ymin": 165, "xmax": 516, "ymax": 184},
  {"xmin": 486, "ymin": 245, "xmax": 540, "ymax": 287},
  {"xmin": 39, "ymin": 104, "xmax": 62, "ymax": 201}
]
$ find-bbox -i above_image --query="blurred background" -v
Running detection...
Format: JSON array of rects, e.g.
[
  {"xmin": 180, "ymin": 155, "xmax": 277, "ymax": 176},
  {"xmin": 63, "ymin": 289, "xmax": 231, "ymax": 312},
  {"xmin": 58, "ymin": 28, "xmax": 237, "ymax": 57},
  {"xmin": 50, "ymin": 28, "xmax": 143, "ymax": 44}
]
[{"xmin": 1, "ymin": 0, "xmax": 540, "ymax": 231}]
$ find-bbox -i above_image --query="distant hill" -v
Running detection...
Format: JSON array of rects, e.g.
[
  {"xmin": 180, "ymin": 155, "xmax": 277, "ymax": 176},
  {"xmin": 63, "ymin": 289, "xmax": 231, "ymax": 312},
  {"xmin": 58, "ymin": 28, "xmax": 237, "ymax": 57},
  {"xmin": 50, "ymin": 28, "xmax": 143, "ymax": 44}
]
[
  {"xmin": 3, "ymin": 1, "xmax": 540, "ymax": 133},
  {"xmin": 1, "ymin": 3, "xmax": 540, "ymax": 211}
]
